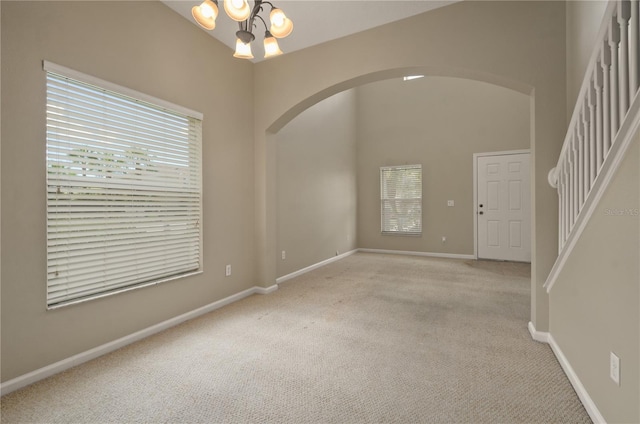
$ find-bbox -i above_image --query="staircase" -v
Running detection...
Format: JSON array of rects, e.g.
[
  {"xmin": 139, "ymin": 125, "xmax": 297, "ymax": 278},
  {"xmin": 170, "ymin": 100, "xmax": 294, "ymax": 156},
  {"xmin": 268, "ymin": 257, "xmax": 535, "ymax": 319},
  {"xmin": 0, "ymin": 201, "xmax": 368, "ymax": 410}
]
[{"xmin": 545, "ymin": 0, "xmax": 640, "ymax": 292}]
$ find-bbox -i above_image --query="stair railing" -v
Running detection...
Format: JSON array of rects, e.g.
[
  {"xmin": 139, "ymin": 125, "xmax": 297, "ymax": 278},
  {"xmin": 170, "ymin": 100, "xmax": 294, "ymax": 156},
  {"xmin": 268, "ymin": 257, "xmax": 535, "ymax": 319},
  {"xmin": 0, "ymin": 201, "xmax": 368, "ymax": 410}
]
[{"xmin": 545, "ymin": 0, "xmax": 640, "ymax": 292}]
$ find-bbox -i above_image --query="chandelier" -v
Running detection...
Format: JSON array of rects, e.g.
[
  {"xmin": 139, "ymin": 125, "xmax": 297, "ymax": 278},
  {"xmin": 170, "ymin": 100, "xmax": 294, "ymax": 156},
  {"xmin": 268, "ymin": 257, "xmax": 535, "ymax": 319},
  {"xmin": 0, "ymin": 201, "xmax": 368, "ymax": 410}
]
[{"xmin": 192, "ymin": 0, "xmax": 294, "ymax": 59}]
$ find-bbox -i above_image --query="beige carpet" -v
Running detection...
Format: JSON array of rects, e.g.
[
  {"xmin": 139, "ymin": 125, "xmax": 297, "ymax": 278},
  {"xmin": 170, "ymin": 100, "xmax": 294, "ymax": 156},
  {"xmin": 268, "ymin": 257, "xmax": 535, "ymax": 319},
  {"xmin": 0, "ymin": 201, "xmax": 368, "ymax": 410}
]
[{"xmin": 1, "ymin": 253, "xmax": 591, "ymax": 423}]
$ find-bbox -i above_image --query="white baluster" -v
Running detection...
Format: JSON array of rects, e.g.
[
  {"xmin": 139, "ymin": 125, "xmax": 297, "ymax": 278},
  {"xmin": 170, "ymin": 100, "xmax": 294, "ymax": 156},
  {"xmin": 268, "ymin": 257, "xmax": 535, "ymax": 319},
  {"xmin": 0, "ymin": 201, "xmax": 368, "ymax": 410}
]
[
  {"xmin": 558, "ymin": 160, "xmax": 568, "ymax": 245},
  {"xmin": 558, "ymin": 163, "xmax": 563, "ymax": 243},
  {"xmin": 594, "ymin": 64, "xmax": 604, "ymax": 171},
  {"xmin": 601, "ymin": 39, "xmax": 612, "ymax": 156},
  {"xmin": 619, "ymin": 0, "xmax": 631, "ymax": 118},
  {"xmin": 588, "ymin": 84, "xmax": 597, "ymax": 185},
  {"xmin": 567, "ymin": 146, "xmax": 573, "ymax": 229},
  {"xmin": 563, "ymin": 160, "xmax": 570, "ymax": 240},
  {"xmin": 577, "ymin": 124, "xmax": 584, "ymax": 207},
  {"xmin": 556, "ymin": 181, "xmax": 562, "ymax": 254},
  {"xmin": 558, "ymin": 166, "xmax": 565, "ymax": 250},
  {"xmin": 572, "ymin": 137, "xmax": 579, "ymax": 220},
  {"xmin": 581, "ymin": 103, "xmax": 591, "ymax": 196},
  {"xmin": 630, "ymin": 0, "xmax": 639, "ymax": 94},
  {"xmin": 610, "ymin": 13, "xmax": 621, "ymax": 135}
]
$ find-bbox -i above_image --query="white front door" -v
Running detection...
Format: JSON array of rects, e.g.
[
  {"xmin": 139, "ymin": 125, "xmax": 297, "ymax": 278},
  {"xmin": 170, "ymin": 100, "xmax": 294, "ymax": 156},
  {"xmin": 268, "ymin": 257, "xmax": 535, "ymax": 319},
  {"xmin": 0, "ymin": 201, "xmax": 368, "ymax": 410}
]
[{"xmin": 477, "ymin": 152, "xmax": 531, "ymax": 262}]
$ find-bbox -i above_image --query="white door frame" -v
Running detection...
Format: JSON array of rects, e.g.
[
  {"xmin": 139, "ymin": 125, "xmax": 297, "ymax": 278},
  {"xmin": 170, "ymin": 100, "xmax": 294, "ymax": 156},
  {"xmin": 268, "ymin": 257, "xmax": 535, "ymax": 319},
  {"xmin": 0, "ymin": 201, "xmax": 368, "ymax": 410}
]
[{"xmin": 473, "ymin": 149, "xmax": 531, "ymax": 260}]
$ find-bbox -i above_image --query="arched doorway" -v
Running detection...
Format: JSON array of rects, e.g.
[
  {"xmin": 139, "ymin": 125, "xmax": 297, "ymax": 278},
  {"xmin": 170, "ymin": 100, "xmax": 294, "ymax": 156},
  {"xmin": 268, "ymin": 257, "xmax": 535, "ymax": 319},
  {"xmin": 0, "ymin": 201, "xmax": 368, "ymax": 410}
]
[{"xmin": 273, "ymin": 75, "xmax": 532, "ymax": 279}]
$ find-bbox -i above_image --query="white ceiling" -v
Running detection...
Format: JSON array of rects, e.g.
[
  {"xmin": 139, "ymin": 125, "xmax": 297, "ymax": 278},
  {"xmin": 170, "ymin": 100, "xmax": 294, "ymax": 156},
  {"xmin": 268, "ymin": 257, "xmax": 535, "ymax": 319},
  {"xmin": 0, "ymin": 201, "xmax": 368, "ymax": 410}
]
[{"xmin": 162, "ymin": 0, "xmax": 458, "ymax": 62}]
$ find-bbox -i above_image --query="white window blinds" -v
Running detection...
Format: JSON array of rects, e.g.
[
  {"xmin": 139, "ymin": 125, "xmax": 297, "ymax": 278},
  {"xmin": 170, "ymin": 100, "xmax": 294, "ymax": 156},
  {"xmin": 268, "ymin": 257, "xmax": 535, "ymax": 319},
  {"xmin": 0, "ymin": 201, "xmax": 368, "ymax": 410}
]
[
  {"xmin": 45, "ymin": 62, "xmax": 203, "ymax": 308},
  {"xmin": 380, "ymin": 165, "xmax": 422, "ymax": 235}
]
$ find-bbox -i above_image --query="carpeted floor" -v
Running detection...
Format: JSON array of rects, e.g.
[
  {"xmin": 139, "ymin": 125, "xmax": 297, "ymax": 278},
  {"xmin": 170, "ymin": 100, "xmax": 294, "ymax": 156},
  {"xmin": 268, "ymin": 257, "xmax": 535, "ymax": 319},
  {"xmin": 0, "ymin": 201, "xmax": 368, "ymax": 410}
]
[{"xmin": 1, "ymin": 253, "xmax": 591, "ymax": 423}]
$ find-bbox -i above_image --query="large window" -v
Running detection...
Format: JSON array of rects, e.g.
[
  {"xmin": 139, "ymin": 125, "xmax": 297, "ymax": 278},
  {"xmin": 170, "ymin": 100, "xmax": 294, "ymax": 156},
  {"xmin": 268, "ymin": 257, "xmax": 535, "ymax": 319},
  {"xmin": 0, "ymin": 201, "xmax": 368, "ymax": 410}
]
[
  {"xmin": 380, "ymin": 164, "xmax": 422, "ymax": 235},
  {"xmin": 45, "ymin": 61, "xmax": 203, "ymax": 308}
]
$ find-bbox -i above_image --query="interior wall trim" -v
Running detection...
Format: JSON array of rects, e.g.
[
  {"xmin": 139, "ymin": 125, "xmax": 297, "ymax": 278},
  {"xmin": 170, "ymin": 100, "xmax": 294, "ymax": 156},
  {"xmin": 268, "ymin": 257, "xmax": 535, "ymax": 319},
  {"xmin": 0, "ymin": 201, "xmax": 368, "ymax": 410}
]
[
  {"xmin": 276, "ymin": 249, "xmax": 358, "ymax": 284},
  {"xmin": 358, "ymin": 248, "xmax": 475, "ymax": 260},
  {"xmin": 528, "ymin": 322, "xmax": 605, "ymax": 424},
  {"xmin": 0, "ymin": 284, "xmax": 278, "ymax": 396},
  {"xmin": 527, "ymin": 321, "xmax": 550, "ymax": 343},
  {"xmin": 548, "ymin": 334, "xmax": 606, "ymax": 424},
  {"xmin": 276, "ymin": 248, "xmax": 475, "ymax": 287}
]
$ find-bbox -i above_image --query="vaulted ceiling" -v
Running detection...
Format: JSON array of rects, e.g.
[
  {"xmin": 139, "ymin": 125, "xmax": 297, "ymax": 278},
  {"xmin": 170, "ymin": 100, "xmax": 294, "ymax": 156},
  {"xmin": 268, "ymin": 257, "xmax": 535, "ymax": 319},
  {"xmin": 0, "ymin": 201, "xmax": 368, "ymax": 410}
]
[{"xmin": 162, "ymin": 1, "xmax": 459, "ymax": 62}]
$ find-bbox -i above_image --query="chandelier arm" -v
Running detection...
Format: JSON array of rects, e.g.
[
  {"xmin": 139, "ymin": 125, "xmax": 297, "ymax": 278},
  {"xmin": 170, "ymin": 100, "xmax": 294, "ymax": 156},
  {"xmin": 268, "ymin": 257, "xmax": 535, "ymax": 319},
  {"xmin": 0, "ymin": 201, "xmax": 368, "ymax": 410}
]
[
  {"xmin": 238, "ymin": 20, "xmax": 253, "ymax": 33},
  {"xmin": 246, "ymin": 0, "xmax": 264, "ymax": 36},
  {"xmin": 254, "ymin": 14, "xmax": 269, "ymax": 32},
  {"xmin": 260, "ymin": 1, "xmax": 275, "ymax": 10}
]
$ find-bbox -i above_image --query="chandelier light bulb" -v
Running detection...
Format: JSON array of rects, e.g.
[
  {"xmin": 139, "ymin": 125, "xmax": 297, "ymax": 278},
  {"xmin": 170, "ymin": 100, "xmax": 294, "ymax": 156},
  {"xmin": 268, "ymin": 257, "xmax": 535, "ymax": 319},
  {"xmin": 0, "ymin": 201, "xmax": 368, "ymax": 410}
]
[
  {"xmin": 263, "ymin": 33, "xmax": 283, "ymax": 58},
  {"xmin": 233, "ymin": 38, "xmax": 254, "ymax": 59},
  {"xmin": 224, "ymin": 0, "xmax": 251, "ymax": 22},
  {"xmin": 270, "ymin": 8, "xmax": 285, "ymax": 27},
  {"xmin": 269, "ymin": 8, "xmax": 293, "ymax": 38},
  {"xmin": 200, "ymin": 1, "xmax": 215, "ymax": 18},
  {"xmin": 192, "ymin": 0, "xmax": 218, "ymax": 30}
]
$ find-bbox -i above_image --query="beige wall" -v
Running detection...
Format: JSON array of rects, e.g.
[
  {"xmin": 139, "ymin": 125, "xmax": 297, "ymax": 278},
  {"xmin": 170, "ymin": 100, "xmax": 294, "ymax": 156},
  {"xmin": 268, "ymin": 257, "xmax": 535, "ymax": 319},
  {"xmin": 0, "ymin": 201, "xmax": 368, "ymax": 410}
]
[
  {"xmin": 566, "ymin": 0, "xmax": 608, "ymax": 120},
  {"xmin": 1, "ymin": 1, "xmax": 255, "ymax": 382},
  {"xmin": 276, "ymin": 76, "xmax": 529, "ymax": 274},
  {"xmin": 254, "ymin": 1, "xmax": 567, "ymax": 332},
  {"xmin": 356, "ymin": 77, "xmax": 530, "ymax": 254},
  {"xmin": 551, "ymin": 3, "xmax": 640, "ymax": 422},
  {"xmin": 4, "ymin": 4, "xmax": 635, "ymax": 420},
  {"xmin": 276, "ymin": 90, "xmax": 358, "ymax": 277},
  {"xmin": 549, "ymin": 133, "xmax": 639, "ymax": 424},
  {"xmin": 1, "ymin": 0, "xmax": 573, "ymax": 388}
]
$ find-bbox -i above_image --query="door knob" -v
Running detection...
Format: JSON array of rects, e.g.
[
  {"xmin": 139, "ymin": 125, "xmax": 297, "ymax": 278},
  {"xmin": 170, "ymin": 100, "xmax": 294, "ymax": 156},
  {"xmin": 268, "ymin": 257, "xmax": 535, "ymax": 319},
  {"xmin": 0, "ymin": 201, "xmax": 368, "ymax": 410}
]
[
  {"xmin": 479, "ymin": 204, "xmax": 483, "ymax": 208},
  {"xmin": 479, "ymin": 211, "xmax": 484, "ymax": 215}
]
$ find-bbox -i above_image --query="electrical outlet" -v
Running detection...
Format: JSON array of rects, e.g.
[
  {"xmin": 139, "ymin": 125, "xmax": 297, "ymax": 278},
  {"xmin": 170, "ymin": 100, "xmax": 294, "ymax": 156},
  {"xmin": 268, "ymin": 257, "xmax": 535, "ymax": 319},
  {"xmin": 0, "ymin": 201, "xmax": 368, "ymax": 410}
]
[
  {"xmin": 225, "ymin": 264, "xmax": 231, "ymax": 277},
  {"xmin": 442, "ymin": 236, "xmax": 446, "ymax": 243},
  {"xmin": 610, "ymin": 352, "xmax": 620, "ymax": 385},
  {"xmin": 281, "ymin": 250, "xmax": 286, "ymax": 260},
  {"xmin": 447, "ymin": 200, "xmax": 455, "ymax": 207}
]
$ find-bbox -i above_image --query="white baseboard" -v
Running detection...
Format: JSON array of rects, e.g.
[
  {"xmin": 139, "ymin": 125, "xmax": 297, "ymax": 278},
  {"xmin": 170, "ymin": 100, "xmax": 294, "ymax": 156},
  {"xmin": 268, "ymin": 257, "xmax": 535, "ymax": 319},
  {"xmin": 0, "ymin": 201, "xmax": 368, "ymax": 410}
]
[
  {"xmin": 527, "ymin": 321, "xmax": 550, "ymax": 343},
  {"xmin": 276, "ymin": 249, "xmax": 358, "ymax": 284},
  {"xmin": 0, "ymin": 284, "xmax": 277, "ymax": 396},
  {"xmin": 358, "ymin": 248, "xmax": 475, "ymax": 260},
  {"xmin": 548, "ymin": 334, "xmax": 606, "ymax": 424},
  {"xmin": 527, "ymin": 322, "xmax": 605, "ymax": 424},
  {"xmin": 276, "ymin": 248, "xmax": 474, "ymax": 285},
  {"xmin": 253, "ymin": 284, "xmax": 278, "ymax": 294}
]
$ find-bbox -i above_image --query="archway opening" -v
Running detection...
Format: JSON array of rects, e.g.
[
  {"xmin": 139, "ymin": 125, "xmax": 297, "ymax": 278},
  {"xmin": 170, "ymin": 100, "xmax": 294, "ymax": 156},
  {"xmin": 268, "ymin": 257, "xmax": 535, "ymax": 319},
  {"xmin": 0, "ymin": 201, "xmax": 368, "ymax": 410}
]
[{"xmin": 269, "ymin": 69, "xmax": 533, "ymax": 281}]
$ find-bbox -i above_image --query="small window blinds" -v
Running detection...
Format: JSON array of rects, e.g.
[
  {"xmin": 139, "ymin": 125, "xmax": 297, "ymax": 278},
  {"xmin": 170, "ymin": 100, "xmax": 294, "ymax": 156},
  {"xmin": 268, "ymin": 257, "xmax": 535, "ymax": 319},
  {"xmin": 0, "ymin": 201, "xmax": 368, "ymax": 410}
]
[
  {"xmin": 44, "ymin": 61, "xmax": 203, "ymax": 308},
  {"xmin": 380, "ymin": 164, "xmax": 422, "ymax": 235}
]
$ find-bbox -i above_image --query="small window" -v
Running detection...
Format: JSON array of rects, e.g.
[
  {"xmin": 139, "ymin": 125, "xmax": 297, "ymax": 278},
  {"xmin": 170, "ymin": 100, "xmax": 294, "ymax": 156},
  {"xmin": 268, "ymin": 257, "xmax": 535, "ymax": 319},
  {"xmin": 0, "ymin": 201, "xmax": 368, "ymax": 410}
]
[
  {"xmin": 380, "ymin": 165, "xmax": 422, "ymax": 235},
  {"xmin": 45, "ymin": 61, "xmax": 203, "ymax": 308}
]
